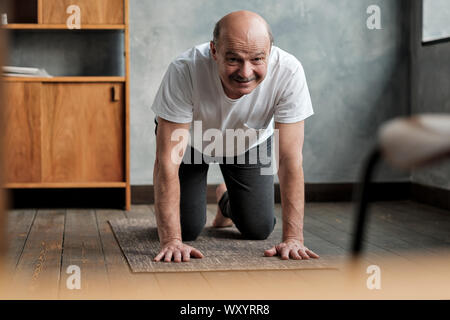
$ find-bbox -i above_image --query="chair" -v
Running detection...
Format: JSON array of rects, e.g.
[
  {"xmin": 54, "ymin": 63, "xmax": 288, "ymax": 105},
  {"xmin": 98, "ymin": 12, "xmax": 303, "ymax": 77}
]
[{"xmin": 352, "ymin": 114, "xmax": 450, "ymax": 256}]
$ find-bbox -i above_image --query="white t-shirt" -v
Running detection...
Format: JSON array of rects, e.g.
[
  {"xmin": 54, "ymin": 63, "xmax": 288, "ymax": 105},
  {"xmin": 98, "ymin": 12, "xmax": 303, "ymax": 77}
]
[{"xmin": 151, "ymin": 42, "xmax": 314, "ymax": 157}]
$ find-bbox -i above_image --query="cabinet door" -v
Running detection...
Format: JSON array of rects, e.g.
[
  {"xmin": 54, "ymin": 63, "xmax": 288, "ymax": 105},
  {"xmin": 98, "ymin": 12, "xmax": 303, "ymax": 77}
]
[
  {"xmin": 41, "ymin": 83, "xmax": 124, "ymax": 183},
  {"xmin": 3, "ymin": 82, "xmax": 42, "ymax": 183},
  {"xmin": 42, "ymin": 0, "xmax": 124, "ymax": 25}
]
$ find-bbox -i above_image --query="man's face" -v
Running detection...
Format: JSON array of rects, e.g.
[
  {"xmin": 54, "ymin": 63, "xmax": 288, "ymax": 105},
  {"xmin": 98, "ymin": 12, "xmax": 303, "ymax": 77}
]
[{"xmin": 210, "ymin": 33, "xmax": 271, "ymax": 99}]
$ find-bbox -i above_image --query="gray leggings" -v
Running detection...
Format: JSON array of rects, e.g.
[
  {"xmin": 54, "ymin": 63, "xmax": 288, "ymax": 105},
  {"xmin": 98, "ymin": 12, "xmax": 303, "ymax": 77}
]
[{"xmin": 155, "ymin": 120, "xmax": 276, "ymax": 241}]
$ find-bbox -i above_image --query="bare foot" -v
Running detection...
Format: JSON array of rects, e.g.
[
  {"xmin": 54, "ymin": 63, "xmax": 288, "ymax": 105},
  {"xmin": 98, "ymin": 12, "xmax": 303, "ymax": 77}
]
[{"xmin": 212, "ymin": 183, "xmax": 233, "ymax": 228}]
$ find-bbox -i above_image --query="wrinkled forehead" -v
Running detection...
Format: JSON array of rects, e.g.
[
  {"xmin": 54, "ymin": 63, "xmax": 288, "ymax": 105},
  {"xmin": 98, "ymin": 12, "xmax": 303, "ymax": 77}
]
[{"xmin": 219, "ymin": 30, "xmax": 271, "ymax": 56}]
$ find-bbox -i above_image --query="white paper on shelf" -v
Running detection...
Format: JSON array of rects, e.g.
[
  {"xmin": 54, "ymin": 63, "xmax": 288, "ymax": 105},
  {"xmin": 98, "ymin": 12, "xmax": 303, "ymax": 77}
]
[
  {"xmin": 2, "ymin": 66, "xmax": 52, "ymax": 77},
  {"xmin": 4, "ymin": 73, "xmax": 38, "ymax": 77},
  {"xmin": 3, "ymin": 66, "xmax": 40, "ymax": 74}
]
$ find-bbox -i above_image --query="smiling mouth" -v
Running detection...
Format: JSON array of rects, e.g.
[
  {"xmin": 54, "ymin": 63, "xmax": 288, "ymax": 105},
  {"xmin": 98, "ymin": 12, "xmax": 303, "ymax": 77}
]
[
  {"xmin": 232, "ymin": 77, "xmax": 256, "ymax": 84},
  {"xmin": 235, "ymin": 80, "xmax": 253, "ymax": 84}
]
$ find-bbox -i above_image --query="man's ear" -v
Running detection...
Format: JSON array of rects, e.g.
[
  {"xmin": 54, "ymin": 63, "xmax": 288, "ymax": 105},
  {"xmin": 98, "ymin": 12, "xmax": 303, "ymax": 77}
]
[{"xmin": 210, "ymin": 41, "xmax": 218, "ymax": 60}]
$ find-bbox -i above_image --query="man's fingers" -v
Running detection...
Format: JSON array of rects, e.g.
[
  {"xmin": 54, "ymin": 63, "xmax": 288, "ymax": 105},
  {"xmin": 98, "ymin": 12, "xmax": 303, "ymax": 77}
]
[
  {"xmin": 306, "ymin": 249, "xmax": 320, "ymax": 259},
  {"xmin": 264, "ymin": 247, "xmax": 277, "ymax": 257},
  {"xmin": 290, "ymin": 250, "xmax": 302, "ymax": 260},
  {"xmin": 154, "ymin": 249, "xmax": 166, "ymax": 262},
  {"xmin": 155, "ymin": 243, "xmax": 316, "ymax": 263},
  {"xmin": 164, "ymin": 250, "xmax": 173, "ymax": 262},
  {"xmin": 182, "ymin": 249, "xmax": 190, "ymax": 262},
  {"xmin": 190, "ymin": 248, "xmax": 204, "ymax": 259},
  {"xmin": 173, "ymin": 250, "xmax": 182, "ymax": 263},
  {"xmin": 280, "ymin": 247, "xmax": 290, "ymax": 260},
  {"xmin": 298, "ymin": 249, "xmax": 310, "ymax": 260},
  {"xmin": 155, "ymin": 246, "xmax": 203, "ymax": 263}
]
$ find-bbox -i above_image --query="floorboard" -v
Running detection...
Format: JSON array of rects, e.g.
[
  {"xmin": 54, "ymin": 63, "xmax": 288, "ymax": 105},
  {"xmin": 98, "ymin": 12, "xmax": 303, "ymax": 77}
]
[
  {"xmin": 2, "ymin": 201, "xmax": 449, "ymax": 299},
  {"xmin": 96, "ymin": 207, "xmax": 163, "ymax": 299},
  {"xmin": 10, "ymin": 209, "xmax": 65, "ymax": 299},
  {"xmin": 58, "ymin": 209, "xmax": 109, "ymax": 299},
  {"xmin": 309, "ymin": 202, "xmax": 448, "ymax": 262},
  {"xmin": 305, "ymin": 203, "xmax": 414, "ymax": 263},
  {"xmin": 373, "ymin": 201, "xmax": 450, "ymax": 243},
  {"xmin": 5, "ymin": 209, "xmax": 36, "ymax": 272}
]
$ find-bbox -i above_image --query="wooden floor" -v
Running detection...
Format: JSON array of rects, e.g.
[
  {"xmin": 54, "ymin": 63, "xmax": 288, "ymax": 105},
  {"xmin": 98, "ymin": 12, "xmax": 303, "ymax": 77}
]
[{"xmin": 1, "ymin": 200, "xmax": 450, "ymax": 299}]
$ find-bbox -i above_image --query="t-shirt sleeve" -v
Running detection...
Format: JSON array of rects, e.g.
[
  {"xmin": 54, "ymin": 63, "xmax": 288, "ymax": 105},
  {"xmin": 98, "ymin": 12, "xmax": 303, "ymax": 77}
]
[
  {"xmin": 274, "ymin": 62, "xmax": 314, "ymax": 123},
  {"xmin": 151, "ymin": 61, "xmax": 193, "ymax": 123}
]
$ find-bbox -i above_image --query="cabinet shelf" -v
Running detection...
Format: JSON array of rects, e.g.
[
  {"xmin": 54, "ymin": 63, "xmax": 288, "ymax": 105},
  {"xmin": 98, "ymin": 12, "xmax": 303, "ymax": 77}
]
[
  {"xmin": 8, "ymin": 29, "xmax": 125, "ymax": 77},
  {"xmin": 2, "ymin": 24, "xmax": 126, "ymax": 30},
  {"xmin": 2, "ymin": 76, "xmax": 126, "ymax": 82}
]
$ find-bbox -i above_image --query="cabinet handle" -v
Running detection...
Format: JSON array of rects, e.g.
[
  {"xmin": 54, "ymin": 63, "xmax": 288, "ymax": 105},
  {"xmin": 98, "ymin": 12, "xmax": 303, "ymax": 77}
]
[{"xmin": 112, "ymin": 86, "xmax": 120, "ymax": 101}]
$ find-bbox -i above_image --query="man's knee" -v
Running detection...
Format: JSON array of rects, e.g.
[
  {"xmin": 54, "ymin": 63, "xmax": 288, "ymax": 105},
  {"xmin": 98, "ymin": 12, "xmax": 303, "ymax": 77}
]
[
  {"xmin": 179, "ymin": 201, "xmax": 207, "ymax": 241},
  {"xmin": 180, "ymin": 219, "xmax": 205, "ymax": 241},
  {"xmin": 239, "ymin": 216, "xmax": 276, "ymax": 240}
]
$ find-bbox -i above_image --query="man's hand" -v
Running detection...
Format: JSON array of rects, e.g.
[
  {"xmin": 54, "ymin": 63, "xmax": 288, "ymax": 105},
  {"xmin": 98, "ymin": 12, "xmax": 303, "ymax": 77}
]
[
  {"xmin": 154, "ymin": 239, "xmax": 204, "ymax": 263},
  {"xmin": 264, "ymin": 239, "xmax": 319, "ymax": 260}
]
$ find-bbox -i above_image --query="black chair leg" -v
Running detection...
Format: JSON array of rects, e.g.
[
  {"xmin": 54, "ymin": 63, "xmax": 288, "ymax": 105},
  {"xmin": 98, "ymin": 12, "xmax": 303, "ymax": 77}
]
[{"xmin": 351, "ymin": 147, "xmax": 381, "ymax": 257}]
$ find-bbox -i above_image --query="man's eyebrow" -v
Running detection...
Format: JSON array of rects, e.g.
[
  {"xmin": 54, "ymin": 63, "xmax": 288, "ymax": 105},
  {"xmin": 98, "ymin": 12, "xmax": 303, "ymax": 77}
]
[
  {"xmin": 225, "ymin": 51, "xmax": 266, "ymax": 56},
  {"xmin": 253, "ymin": 51, "xmax": 266, "ymax": 56}
]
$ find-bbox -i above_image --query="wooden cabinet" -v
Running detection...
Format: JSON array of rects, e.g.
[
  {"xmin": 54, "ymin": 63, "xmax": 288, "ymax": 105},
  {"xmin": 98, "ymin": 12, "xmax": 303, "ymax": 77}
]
[
  {"xmin": 42, "ymin": 0, "xmax": 124, "ymax": 25},
  {"xmin": 3, "ymin": 82, "xmax": 42, "ymax": 183},
  {"xmin": 41, "ymin": 83, "xmax": 124, "ymax": 183},
  {"xmin": 2, "ymin": 1, "xmax": 130, "ymax": 209},
  {"xmin": 3, "ymin": 0, "xmax": 125, "ymax": 26},
  {"xmin": 4, "ymin": 82, "xmax": 125, "ymax": 183}
]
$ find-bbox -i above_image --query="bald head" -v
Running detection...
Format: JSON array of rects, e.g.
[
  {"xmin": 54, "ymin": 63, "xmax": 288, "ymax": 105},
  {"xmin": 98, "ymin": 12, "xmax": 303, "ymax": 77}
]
[{"xmin": 213, "ymin": 10, "xmax": 273, "ymax": 48}]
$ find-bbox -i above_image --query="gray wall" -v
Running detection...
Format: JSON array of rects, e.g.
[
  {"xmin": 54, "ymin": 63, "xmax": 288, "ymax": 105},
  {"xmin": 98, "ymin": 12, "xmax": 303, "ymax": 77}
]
[
  {"xmin": 130, "ymin": 0, "xmax": 410, "ymax": 185},
  {"xmin": 410, "ymin": 1, "xmax": 450, "ymax": 190}
]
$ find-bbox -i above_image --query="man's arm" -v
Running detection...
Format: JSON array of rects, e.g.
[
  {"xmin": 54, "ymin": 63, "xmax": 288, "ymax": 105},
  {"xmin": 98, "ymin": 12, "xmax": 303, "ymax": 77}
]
[
  {"xmin": 153, "ymin": 117, "xmax": 203, "ymax": 262},
  {"xmin": 277, "ymin": 120, "xmax": 305, "ymax": 242},
  {"xmin": 264, "ymin": 120, "xmax": 319, "ymax": 260}
]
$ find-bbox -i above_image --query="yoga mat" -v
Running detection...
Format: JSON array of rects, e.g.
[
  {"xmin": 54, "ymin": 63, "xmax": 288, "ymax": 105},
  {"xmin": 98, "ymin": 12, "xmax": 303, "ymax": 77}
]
[{"xmin": 109, "ymin": 218, "xmax": 341, "ymax": 273}]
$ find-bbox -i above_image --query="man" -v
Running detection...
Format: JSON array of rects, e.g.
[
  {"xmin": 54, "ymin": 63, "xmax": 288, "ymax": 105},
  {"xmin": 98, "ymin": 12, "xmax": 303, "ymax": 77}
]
[{"xmin": 151, "ymin": 10, "xmax": 319, "ymax": 262}]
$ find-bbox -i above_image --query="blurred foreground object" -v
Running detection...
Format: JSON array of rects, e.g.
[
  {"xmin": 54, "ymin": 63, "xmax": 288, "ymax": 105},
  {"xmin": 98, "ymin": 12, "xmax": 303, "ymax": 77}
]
[
  {"xmin": 353, "ymin": 114, "xmax": 450, "ymax": 256},
  {"xmin": 0, "ymin": 0, "xmax": 8, "ymax": 285},
  {"xmin": 379, "ymin": 114, "xmax": 450, "ymax": 169}
]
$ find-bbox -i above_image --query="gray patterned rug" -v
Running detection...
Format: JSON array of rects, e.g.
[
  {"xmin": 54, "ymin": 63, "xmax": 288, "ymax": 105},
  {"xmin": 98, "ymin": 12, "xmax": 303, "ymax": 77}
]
[{"xmin": 109, "ymin": 218, "xmax": 340, "ymax": 273}]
